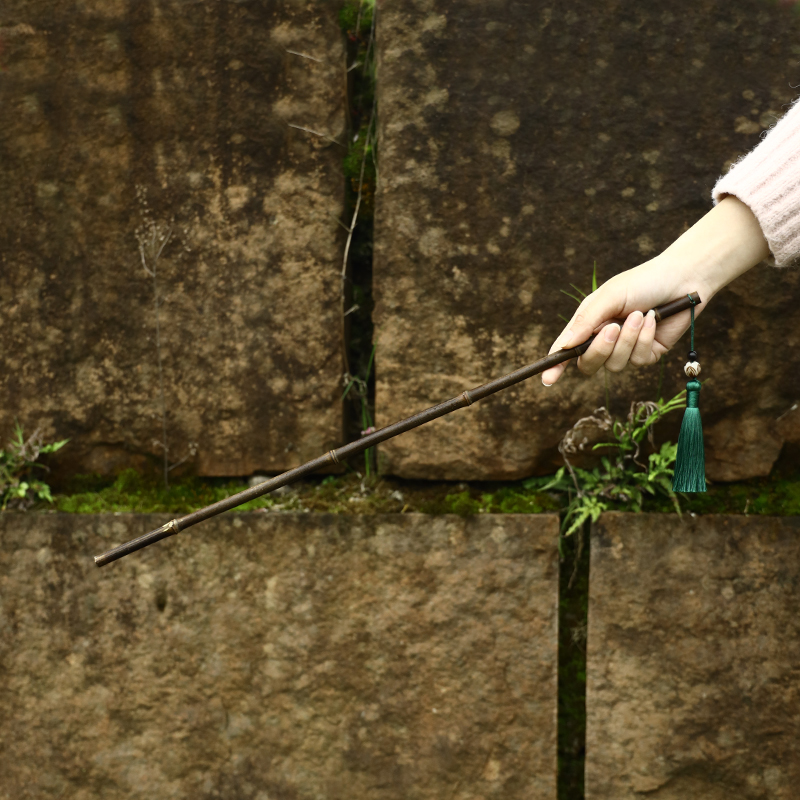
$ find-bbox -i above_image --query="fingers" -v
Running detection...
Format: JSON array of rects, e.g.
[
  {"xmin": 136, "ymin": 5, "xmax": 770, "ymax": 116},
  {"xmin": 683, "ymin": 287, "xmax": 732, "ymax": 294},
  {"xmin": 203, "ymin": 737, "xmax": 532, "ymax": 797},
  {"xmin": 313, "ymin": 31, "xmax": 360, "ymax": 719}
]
[
  {"xmin": 576, "ymin": 321, "xmax": 621, "ymax": 376},
  {"xmin": 542, "ymin": 279, "xmax": 628, "ymax": 386},
  {"xmin": 541, "ymin": 328, "xmax": 574, "ymax": 386},
  {"xmin": 629, "ymin": 309, "xmax": 659, "ymax": 367},
  {"xmin": 605, "ymin": 311, "xmax": 655, "ymax": 372},
  {"xmin": 603, "ymin": 310, "xmax": 647, "ymax": 372},
  {"xmin": 575, "ymin": 309, "xmax": 659, "ymax": 377},
  {"xmin": 541, "ymin": 271, "xmax": 672, "ymax": 385}
]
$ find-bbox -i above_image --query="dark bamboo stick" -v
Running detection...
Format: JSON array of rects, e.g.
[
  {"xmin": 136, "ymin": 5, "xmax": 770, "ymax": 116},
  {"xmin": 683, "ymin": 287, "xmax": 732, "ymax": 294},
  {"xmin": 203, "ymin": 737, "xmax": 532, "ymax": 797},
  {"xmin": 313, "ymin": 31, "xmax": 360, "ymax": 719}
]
[{"xmin": 94, "ymin": 291, "xmax": 701, "ymax": 567}]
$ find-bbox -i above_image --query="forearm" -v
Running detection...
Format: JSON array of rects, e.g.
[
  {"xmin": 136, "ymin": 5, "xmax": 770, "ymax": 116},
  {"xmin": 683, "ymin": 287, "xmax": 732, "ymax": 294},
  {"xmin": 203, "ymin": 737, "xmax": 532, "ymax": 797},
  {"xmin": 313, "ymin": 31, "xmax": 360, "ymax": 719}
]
[{"xmin": 654, "ymin": 195, "xmax": 770, "ymax": 300}]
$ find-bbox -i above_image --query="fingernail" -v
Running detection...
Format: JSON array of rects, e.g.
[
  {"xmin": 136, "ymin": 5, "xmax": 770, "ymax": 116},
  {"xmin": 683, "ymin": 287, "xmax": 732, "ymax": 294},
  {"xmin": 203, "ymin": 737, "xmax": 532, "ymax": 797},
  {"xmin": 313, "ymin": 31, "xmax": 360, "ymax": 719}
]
[
  {"xmin": 559, "ymin": 328, "xmax": 574, "ymax": 348},
  {"xmin": 644, "ymin": 309, "xmax": 655, "ymax": 328},
  {"xmin": 542, "ymin": 378, "xmax": 553, "ymax": 387},
  {"xmin": 604, "ymin": 324, "xmax": 620, "ymax": 342},
  {"xmin": 629, "ymin": 311, "xmax": 644, "ymax": 330}
]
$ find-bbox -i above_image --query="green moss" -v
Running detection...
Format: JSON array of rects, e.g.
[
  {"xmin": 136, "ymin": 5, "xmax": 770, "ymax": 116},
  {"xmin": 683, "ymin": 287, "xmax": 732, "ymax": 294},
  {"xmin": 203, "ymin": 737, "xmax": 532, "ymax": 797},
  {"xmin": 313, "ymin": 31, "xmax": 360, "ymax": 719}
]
[
  {"xmin": 425, "ymin": 487, "xmax": 559, "ymax": 516},
  {"xmin": 342, "ymin": 128, "xmax": 377, "ymax": 211},
  {"xmin": 55, "ymin": 468, "xmax": 278, "ymax": 515},
  {"xmin": 338, "ymin": 0, "xmax": 374, "ymax": 36},
  {"xmin": 31, "ymin": 463, "xmax": 800, "ymax": 519},
  {"xmin": 640, "ymin": 466, "xmax": 800, "ymax": 516},
  {"xmin": 340, "ymin": 1, "xmax": 377, "ymax": 219},
  {"xmin": 49, "ymin": 467, "xmax": 563, "ymax": 517}
]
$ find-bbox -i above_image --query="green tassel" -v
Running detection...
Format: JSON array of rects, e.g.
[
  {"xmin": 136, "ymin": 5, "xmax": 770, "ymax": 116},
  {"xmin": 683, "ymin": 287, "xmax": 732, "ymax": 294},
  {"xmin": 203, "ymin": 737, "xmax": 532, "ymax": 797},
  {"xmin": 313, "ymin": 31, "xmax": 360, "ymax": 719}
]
[
  {"xmin": 671, "ymin": 294, "xmax": 706, "ymax": 493},
  {"xmin": 672, "ymin": 379, "xmax": 706, "ymax": 493}
]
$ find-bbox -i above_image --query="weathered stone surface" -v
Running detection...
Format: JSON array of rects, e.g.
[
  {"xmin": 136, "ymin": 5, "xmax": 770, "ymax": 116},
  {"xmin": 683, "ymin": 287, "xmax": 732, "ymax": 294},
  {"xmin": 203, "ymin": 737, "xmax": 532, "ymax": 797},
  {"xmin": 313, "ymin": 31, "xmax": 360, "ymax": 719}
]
[
  {"xmin": 0, "ymin": 2, "xmax": 346, "ymax": 477},
  {"xmin": 373, "ymin": 0, "xmax": 800, "ymax": 481},
  {"xmin": 0, "ymin": 512, "xmax": 559, "ymax": 799},
  {"xmin": 587, "ymin": 513, "xmax": 800, "ymax": 799}
]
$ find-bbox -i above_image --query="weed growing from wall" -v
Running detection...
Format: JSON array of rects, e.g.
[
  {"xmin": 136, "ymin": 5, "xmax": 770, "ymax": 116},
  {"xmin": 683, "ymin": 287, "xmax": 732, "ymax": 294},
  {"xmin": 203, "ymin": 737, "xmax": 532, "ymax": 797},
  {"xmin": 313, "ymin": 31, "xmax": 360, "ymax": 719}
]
[
  {"xmin": 135, "ymin": 186, "xmax": 197, "ymax": 487},
  {"xmin": 532, "ymin": 390, "xmax": 687, "ymax": 537},
  {"xmin": 339, "ymin": 0, "xmax": 378, "ymax": 475},
  {"xmin": 560, "ymin": 262, "xmax": 614, "ymax": 411},
  {"xmin": 0, "ymin": 424, "xmax": 68, "ymax": 510}
]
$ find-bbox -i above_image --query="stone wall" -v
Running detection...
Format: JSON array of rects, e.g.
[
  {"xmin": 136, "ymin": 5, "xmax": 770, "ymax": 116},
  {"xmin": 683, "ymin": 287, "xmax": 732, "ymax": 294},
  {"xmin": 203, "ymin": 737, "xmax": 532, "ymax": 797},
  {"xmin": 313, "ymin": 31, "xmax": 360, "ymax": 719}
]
[
  {"xmin": 587, "ymin": 513, "xmax": 800, "ymax": 799},
  {"xmin": 373, "ymin": 0, "xmax": 800, "ymax": 481},
  {"xmin": 3, "ymin": 506, "xmax": 799, "ymax": 797},
  {"xmin": 0, "ymin": 512, "xmax": 560, "ymax": 799},
  {"xmin": 0, "ymin": 2, "xmax": 347, "ymax": 478},
  {"xmin": 6, "ymin": 0, "xmax": 800, "ymax": 484}
]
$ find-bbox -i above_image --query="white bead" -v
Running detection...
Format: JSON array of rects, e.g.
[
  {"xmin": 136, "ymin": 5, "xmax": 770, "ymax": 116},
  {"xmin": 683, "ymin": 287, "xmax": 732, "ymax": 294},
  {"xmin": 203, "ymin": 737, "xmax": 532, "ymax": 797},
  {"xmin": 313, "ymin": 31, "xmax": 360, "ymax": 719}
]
[{"xmin": 684, "ymin": 361, "xmax": 701, "ymax": 377}]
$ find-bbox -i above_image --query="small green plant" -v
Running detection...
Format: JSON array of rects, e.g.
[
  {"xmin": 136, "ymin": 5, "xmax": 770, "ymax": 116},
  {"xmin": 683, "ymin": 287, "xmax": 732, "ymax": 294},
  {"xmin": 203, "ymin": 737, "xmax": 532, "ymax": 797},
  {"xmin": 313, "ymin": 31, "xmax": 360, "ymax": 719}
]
[
  {"xmin": 342, "ymin": 343, "xmax": 377, "ymax": 476},
  {"xmin": 0, "ymin": 424, "xmax": 68, "ymax": 510},
  {"xmin": 527, "ymin": 390, "xmax": 687, "ymax": 536},
  {"xmin": 339, "ymin": 0, "xmax": 375, "ymax": 34},
  {"xmin": 559, "ymin": 262, "xmax": 615, "ymax": 408},
  {"xmin": 558, "ymin": 261, "xmax": 598, "ymax": 322}
]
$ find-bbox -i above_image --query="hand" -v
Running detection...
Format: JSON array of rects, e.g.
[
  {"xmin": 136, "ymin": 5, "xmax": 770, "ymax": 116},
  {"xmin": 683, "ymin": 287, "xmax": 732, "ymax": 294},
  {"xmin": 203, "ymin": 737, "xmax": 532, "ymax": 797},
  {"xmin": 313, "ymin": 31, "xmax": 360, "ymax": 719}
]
[
  {"xmin": 541, "ymin": 196, "xmax": 770, "ymax": 387},
  {"xmin": 541, "ymin": 259, "xmax": 709, "ymax": 386}
]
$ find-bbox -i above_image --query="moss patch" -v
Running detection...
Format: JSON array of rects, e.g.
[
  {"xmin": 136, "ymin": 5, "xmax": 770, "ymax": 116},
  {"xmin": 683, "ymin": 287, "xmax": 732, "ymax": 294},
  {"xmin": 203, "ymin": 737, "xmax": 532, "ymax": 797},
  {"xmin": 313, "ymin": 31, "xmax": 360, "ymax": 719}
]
[
  {"xmin": 51, "ymin": 468, "xmax": 560, "ymax": 516},
  {"xmin": 642, "ymin": 465, "xmax": 800, "ymax": 516},
  {"xmin": 25, "ymin": 464, "xmax": 800, "ymax": 518},
  {"xmin": 55, "ymin": 469, "xmax": 274, "ymax": 515}
]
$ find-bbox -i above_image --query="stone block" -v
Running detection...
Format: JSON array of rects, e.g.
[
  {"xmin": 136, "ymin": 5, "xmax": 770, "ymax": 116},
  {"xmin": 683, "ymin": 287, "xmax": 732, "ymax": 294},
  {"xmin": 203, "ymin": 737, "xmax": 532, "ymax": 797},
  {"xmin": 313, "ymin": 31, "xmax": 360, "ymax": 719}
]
[
  {"xmin": 0, "ymin": 2, "xmax": 346, "ymax": 477},
  {"xmin": 373, "ymin": 0, "xmax": 800, "ymax": 480},
  {"xmin": 0, "ymin": 512, "xmax": 559, "ymax": 798},
  {"xmin": 587, "ymin": 512, "xmax": 800, "ymax": 799}
]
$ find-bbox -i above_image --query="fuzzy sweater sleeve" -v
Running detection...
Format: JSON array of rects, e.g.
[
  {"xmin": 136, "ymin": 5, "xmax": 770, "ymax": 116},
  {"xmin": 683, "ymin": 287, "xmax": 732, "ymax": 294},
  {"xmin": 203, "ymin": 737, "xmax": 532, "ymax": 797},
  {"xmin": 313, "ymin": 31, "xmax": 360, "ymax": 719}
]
[{"xmin": 712, "ymin": 98, "xmax": 800, "ymax": 267}]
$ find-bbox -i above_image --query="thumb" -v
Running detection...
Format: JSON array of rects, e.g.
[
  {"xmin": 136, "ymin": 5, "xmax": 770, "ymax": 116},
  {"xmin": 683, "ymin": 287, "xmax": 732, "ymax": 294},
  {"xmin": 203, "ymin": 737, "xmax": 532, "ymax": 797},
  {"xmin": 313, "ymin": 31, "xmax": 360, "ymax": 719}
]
[{"xmin": 558, "ymin": 286, "xmax": 625, "ymax": 349}]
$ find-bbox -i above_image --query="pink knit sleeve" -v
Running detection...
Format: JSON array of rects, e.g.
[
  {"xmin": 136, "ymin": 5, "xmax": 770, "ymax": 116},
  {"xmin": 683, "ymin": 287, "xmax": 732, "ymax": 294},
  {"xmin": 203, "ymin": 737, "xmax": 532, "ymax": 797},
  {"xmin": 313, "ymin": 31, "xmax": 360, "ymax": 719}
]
[{"xmin": 712, "ymin": 98, "xmax": 800, "ymax": 267}]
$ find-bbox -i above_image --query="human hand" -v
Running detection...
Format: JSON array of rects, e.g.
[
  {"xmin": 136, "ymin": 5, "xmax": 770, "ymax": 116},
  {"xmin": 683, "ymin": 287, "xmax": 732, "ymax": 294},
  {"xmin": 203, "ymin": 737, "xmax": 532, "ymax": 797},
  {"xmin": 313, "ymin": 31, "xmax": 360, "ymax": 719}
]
[
  {"xmin": 540, "ymin": 196, "xmax": 770, "ymax": 387},
  {"xmin": 541, "ymin": 258, "xmax": 711, "ymax": 386}
]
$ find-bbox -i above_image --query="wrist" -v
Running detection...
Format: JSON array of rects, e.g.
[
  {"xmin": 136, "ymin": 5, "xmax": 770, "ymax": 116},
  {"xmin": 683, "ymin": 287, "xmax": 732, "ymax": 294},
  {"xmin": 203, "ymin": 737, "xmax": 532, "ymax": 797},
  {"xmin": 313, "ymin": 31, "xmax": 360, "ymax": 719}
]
[
  {"xmin": 656, "ymin": 196, "xmax": 770, "ymax": 299},
  {"xmin": 633, "ymin": 253, "xmax": 716, "ymax": 313}
]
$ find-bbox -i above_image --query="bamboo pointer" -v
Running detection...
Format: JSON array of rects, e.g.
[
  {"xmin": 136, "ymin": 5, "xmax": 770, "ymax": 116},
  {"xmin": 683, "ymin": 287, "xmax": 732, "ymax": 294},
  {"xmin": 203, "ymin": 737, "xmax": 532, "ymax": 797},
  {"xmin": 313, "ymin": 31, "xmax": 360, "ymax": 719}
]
[{"xmin": 94, "ymin": 291, "xmax": 701, "ymax": 567}]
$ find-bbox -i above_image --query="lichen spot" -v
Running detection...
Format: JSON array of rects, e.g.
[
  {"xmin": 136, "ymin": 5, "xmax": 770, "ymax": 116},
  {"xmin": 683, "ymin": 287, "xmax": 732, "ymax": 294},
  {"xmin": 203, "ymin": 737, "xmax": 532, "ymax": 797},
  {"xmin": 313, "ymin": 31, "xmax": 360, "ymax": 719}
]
[
  {"xmin": 423, "ymin": 87, "xmax": 449, "ymax": 108},
  {"xmin": 483, "ymin": 758, "xmax": 501, "ymax": 781},
  {"xmin": 490, "ymin": 110, "xmax": 520, "ymax": 137},
  {"xmin": 226, "ymin": 185, "xmax": 250, "ymax": 212},
  {"xmin": 734, "ymin": 116, "xmax": 760, "ymax": 135},
  {"xmin": 422, "ymin": 14, "xmax": 447, "ymax": 34}
]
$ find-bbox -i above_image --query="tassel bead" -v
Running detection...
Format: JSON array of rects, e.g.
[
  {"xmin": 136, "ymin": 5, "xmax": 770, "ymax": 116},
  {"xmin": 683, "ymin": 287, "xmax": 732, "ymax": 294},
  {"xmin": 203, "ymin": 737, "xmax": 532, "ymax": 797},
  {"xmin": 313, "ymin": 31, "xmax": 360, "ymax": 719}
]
[{"xmin": 684, "ymin": 361, "xmax": 701, "ymax": 377}]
